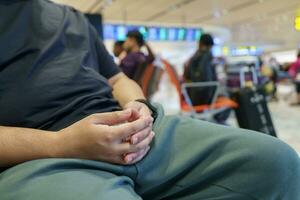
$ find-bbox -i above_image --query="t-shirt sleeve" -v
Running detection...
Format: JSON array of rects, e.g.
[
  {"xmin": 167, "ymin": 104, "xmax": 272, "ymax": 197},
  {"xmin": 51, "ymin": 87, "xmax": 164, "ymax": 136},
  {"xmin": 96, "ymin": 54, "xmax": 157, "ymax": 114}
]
[{"xmin": 89, "ymin": 25, "xmax": 121, "ymax": 79}]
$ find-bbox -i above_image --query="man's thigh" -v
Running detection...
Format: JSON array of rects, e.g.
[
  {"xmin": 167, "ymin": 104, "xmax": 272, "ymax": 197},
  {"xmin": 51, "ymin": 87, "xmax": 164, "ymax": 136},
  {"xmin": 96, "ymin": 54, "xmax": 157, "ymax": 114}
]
[
  {"xmin": 135, "ymin": 104, "xmax": 300, "ymax": 199},
  {"xmin": 0, "ymin": 158, "xmax": 141, "ymax": 200}
]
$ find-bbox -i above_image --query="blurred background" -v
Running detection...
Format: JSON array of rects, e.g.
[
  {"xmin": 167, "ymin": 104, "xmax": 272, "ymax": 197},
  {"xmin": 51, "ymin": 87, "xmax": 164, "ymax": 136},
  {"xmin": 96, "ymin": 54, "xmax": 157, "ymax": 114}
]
[{"xmin": 52, "ymin": 0, "xmax": 300, "ymax": 154}]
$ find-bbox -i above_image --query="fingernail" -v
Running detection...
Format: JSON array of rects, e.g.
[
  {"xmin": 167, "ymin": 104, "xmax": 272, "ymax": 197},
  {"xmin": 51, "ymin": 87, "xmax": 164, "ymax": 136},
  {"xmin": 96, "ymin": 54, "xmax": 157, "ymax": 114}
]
[{"xmin": 151, "ymin": 131, "xmax": 155, "ymax": 136}]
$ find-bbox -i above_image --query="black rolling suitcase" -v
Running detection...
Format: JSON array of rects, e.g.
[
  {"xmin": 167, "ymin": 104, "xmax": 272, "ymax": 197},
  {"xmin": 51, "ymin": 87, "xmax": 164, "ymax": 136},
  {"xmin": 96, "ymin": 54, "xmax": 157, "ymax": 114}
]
[
  {"xmin": 231, "ymin": 66, "xmax": 277, "ymax": 137},
  {"xmin": 232, "ymin": 88, "xmax": 277, "ymax": 136}
]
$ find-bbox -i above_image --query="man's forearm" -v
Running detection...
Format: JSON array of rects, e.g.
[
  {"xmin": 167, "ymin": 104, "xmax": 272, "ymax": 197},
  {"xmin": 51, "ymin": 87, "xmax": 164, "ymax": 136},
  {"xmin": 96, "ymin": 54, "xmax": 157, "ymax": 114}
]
[
  {"xmin": 0, "ymin": 126, "xmax": 60, "ymax": 167},
  {"xmin": 109, "ymin": 73, "xmax": 146, "ymax": 107}
]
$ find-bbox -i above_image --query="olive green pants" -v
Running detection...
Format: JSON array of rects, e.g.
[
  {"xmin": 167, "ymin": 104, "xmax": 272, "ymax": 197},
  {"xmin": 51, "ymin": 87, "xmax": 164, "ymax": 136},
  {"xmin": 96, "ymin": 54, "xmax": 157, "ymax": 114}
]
[{"xmin": 0, "ymin": 105, "xmax": 299, "ymax": 200}]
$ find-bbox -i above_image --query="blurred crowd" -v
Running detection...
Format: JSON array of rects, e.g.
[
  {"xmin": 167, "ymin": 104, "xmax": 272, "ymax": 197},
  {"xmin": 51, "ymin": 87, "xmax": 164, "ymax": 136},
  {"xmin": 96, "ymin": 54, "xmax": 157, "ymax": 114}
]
[{"xmin": 111, "ymin": 29, "xmax": 300, "ymax": 121}]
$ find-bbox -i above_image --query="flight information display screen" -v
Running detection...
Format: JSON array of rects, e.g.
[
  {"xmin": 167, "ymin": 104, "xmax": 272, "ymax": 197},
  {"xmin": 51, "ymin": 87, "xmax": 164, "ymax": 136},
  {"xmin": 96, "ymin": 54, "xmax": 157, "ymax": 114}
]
[{"xmin": 103, "ymin": 24, "xmax": 203, "ymax": 42}]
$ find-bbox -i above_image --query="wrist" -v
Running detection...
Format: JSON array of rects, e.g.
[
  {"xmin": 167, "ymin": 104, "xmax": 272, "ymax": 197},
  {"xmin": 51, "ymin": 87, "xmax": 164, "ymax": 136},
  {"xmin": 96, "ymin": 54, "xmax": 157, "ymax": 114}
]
[
  {"xmin": 135, "ymin": 99, "xmax": 157, "ymax": 121},
  {"xmin": 47, "ymin": 132, "xmax": 68, "ymax": 158}
]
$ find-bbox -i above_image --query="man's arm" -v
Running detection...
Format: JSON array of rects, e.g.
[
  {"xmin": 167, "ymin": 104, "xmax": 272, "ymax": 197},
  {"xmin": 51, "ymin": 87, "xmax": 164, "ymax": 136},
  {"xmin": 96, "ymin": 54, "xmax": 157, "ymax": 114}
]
[
  {"xmin": 109, "ymin": 72, "xmax": 146, "ymax": 107},
  {"xmin": 0, "ymin": 110, "xmax": 153, "ymax": 168},
  {"xmin": 0, "ymin": 126, "xmax": 60, "ymax": 167}
]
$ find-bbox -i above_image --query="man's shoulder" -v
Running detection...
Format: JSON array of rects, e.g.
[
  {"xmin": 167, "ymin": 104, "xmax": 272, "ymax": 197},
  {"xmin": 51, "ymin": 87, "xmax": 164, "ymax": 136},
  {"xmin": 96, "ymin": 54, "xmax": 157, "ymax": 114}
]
[{"xmin": 39, "ymin": 0, "xmax": 86, "ymax": 21}]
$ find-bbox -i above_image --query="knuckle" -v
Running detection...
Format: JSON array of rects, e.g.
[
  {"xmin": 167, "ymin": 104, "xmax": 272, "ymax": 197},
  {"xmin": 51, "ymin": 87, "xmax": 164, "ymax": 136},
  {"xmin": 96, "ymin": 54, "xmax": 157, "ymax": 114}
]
[{"xmin": 104, "ymin": 133, "xmax": 114, "ymax": 143}]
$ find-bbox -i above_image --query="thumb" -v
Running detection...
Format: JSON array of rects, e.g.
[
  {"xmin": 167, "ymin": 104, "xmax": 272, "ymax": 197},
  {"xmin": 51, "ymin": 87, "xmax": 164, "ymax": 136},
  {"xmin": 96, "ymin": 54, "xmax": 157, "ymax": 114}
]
[{"xmin": 90, "ymin": 109, "xmax": 136, "ymax": 125}]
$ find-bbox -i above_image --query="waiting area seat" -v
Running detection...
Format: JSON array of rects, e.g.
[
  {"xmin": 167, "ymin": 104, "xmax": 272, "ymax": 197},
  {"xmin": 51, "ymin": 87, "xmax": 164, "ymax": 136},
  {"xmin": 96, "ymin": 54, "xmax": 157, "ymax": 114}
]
[{"xmin": 162, "ymin": 59, "xmax": 238, "ymax": 122}]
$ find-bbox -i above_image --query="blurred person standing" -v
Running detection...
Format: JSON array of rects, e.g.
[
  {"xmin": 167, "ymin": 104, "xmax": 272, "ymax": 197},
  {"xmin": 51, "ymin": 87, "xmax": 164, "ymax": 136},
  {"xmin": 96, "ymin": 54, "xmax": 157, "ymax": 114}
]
[
  {"xmin": 183, "ymin": 33, "xmax": 217, "ymax": 105},
  {"xmin": 183, "ymin": 34, "xmax": 234, "ymax": 123},
  {"xmin": 288, "ymin": 50, "xmax": 300, "ymax": 105},
  {"xmin": 112, "ymin": 40, "xmax": 126, "ymax": 65},
  {"xmin": 260, "ymin": 57, "xmax": 280, "ymax": 99},
  {"xmin": 113, "ymin": 40, "xmax": 125, "ymax": 58},
  {"xmin": 120, "ymin": 30, "xmax": 155, "ymax": 79}
]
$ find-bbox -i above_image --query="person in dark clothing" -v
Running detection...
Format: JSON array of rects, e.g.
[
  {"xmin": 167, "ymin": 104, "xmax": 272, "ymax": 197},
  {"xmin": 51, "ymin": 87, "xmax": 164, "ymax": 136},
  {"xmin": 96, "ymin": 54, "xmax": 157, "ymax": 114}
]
[
  {"xmin": 183, "ymin": 33, "xmax": 217, "ymax": 105},
  {"xmin": 113, "ymin": 40, "xmax": 126, "ymax": 65},
  {"xmin": 183, "ymin": 33, "xmax": 233, "ymax": 123},
  {"xmin": 0, "ymin": 1, "xmax": 299, "ymax": 200},
  {"xmin": 120, "ymin": 30, "xmax": 155, "ymax": 79},
  {"xmin": 113, "ymin": 40, "xmax": 125, "ymax": 58}
]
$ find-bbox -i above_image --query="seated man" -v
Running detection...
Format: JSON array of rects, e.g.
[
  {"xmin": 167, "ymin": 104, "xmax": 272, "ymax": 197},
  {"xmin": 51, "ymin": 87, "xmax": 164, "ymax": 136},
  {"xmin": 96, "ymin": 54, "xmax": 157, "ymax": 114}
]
[{"xmin": 0, "ymin": 1, "xmax": 299, "ymax": 200}]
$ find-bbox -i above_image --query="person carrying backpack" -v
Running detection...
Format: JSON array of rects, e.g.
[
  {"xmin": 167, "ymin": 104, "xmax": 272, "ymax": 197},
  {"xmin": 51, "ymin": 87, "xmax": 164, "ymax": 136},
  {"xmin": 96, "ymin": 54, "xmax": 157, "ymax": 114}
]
[{"xmin": 183, "ymin": 33, "xmax": 217, "ymax": 105}]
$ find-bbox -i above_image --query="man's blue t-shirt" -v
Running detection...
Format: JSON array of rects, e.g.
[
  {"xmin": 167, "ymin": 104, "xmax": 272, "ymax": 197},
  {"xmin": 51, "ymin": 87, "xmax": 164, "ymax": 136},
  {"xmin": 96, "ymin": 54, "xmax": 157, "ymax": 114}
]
[{"xmin": 0, "ymin": 0, "xmax": 121, "ymax": 131}]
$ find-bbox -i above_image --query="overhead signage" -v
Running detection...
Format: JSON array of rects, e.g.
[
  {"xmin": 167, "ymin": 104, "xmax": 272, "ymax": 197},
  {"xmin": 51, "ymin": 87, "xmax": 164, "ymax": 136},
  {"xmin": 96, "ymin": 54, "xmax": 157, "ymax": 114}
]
[{"xmin": 103, "ymin": 24, "xmax": 203, "ymax": 41}]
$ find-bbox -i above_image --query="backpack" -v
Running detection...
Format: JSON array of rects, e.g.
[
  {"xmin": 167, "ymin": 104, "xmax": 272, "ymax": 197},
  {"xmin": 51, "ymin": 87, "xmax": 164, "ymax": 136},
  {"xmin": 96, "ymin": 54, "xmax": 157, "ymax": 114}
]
[{"xmin": 184, "ymin": 50, "xmax": 217, "ymax": 105}]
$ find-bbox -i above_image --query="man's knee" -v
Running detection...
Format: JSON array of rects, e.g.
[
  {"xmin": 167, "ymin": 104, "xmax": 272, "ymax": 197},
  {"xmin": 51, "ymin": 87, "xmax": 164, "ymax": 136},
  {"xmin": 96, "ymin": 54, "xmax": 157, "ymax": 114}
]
[{"xmin": 244, "ymin": 134, "xmax": 300, "ymax": 188}]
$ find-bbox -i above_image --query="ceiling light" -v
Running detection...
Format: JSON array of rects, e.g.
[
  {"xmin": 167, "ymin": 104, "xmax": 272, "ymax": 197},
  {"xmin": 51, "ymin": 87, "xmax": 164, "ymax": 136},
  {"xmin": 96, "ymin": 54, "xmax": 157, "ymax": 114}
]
[{"xmin": 295, "ymin": 16, "xmax": 300, "ymax": 31}]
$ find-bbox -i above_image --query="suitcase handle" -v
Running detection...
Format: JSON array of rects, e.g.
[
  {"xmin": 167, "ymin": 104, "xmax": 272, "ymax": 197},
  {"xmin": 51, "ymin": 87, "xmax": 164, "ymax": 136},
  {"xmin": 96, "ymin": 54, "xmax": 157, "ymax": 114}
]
[{"xmin": 240, "ymin": 66, "xmax": 258, "ymax": 88}]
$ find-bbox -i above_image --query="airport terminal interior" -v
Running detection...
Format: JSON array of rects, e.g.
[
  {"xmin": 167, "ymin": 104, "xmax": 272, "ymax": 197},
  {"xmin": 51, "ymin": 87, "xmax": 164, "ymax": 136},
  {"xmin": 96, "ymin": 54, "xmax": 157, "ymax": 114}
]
[
  {"xmin": 0, "ymin": 0, "xmax": 300, "ymax": 200},
  {"xmin": 52, "ymin": 0, "xmax": 300, "ymax": 154},
  {"xmin": 1, "ymin": 0, "xmax": 300, "ymax": 199}
]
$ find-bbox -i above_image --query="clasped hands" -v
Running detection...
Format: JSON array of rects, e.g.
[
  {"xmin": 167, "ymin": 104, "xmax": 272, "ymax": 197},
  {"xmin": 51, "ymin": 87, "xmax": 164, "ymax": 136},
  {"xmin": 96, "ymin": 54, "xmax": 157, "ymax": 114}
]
[{"xmin": 58, "ymin": 101, "xmax": 154, "ymax": 165}]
